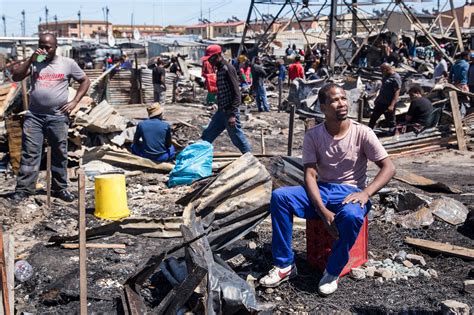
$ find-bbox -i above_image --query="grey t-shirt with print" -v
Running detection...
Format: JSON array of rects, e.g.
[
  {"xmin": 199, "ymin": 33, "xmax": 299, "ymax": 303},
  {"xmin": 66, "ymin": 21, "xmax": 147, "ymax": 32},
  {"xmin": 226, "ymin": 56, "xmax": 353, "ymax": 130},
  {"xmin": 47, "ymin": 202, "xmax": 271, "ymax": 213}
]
[{"xmin": 29, "ymin": 55, "xmax": 85, "ymax": 115}]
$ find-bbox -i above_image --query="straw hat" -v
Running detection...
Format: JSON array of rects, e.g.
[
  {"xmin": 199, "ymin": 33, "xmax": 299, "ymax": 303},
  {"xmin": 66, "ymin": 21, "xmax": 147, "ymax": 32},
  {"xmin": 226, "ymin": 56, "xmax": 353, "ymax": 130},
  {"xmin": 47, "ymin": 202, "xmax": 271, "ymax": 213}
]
[{"xmin": 147, "ymin": 103, "xmax": 163, "ymax": 118}]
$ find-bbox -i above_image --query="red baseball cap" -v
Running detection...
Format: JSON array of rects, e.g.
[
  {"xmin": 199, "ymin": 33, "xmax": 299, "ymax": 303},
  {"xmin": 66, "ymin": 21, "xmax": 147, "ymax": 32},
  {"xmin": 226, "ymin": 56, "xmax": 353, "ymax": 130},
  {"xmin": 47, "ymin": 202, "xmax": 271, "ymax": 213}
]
[{"xmin": 201, "ymin": 44, "xmax": 222, "ymax": 61}]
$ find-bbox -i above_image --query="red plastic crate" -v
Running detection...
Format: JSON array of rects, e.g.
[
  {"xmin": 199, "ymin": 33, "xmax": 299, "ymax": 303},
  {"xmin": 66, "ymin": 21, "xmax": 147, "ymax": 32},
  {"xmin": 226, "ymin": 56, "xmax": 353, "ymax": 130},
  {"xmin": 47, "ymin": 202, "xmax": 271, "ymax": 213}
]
[{"xmin": 306, "ymin": 216, "xmax": 368, "ymax": 277}]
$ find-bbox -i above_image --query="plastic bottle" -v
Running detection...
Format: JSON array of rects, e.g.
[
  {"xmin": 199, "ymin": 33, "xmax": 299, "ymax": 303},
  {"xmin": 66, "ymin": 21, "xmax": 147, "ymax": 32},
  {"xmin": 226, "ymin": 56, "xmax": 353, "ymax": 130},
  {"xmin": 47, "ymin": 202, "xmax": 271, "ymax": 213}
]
[
  {"xmin": 14, "ymin": 260, "xmax": 33, "ymax": 282},
  {"xmin": 36, "ymin": 54, "xmax": 47, "ymax": 63}
]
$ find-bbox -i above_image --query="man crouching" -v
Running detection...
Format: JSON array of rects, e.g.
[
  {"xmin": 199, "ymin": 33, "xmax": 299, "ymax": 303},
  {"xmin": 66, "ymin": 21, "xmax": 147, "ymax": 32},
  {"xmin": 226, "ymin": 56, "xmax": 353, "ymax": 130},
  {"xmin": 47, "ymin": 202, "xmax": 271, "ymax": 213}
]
[{"xmin": 259, "ymin": 83, "xmax": 395, "ymax": 295}]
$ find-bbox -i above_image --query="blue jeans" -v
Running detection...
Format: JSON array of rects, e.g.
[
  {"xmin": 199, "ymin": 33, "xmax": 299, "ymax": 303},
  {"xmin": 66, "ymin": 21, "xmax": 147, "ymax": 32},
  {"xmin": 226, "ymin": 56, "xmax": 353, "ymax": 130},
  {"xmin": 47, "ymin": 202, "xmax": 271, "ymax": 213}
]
[
  {"xmin": 16, "ymin": 112, "xmax": 69, "ymax": 194},
  {"xmin": 131, "ymin": 144, "xmax": 176, "ymax": 163},
  {"xmin": 270, "ymin": 183, "xmax": 370, "ymax": 276},
  {"xmin": 255, "ymin": 84, "xmax": 269, "ymax": 112},
  {"xmin": 201, "ymin": 110, "xmax": 251, "ymax": 154}
]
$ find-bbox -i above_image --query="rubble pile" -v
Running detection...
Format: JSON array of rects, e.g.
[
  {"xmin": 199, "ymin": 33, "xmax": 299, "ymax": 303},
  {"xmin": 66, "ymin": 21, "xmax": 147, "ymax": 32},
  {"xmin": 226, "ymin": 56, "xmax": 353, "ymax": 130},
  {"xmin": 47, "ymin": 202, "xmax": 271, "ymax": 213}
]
[{"xmin": 350, "ymin": 253, "xmax": 439, "ymax": 283}]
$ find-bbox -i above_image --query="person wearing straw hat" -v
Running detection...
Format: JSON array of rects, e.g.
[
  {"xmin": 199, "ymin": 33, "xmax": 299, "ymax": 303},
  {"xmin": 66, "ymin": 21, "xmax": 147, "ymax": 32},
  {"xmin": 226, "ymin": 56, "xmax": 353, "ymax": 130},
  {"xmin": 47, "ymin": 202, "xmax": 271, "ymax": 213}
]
[
  {"xmin": 200, "ymin": 45, "xmax": 251, "ymax": 154},
  {"xmin": 131, "ymin": 103, "xmax": 175, "ymax": 163}
]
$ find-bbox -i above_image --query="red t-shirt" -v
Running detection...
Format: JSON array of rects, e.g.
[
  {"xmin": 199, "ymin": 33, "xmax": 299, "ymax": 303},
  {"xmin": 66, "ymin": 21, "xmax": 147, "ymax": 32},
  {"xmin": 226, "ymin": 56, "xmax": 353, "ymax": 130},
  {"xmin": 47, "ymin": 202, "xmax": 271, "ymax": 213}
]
[{"xmin": 288, "ymin": 62, "xmax": 304, "ymax": 81}]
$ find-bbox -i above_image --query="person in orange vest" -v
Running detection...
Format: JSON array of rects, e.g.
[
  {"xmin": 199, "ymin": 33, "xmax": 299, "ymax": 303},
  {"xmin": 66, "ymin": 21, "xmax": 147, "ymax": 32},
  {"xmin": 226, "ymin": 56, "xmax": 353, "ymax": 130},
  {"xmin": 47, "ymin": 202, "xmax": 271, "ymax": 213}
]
[
  {"xmin": 288, "ymin": 55, "xmax": 304, "ymax": 81},
  {"xmin": 202, "ymin": 45, "xmax": 219, "ymax": 105},
  {"xmin": 240, "ymin": 61, "xmax": 252, "ymax": 88}
]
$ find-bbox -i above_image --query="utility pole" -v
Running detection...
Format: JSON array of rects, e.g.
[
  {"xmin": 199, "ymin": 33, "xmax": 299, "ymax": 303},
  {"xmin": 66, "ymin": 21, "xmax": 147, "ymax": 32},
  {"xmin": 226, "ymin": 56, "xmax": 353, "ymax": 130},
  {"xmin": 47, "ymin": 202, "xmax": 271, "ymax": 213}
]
[
  {"xmin": 105, "ymin": 6, "xmax": 109, "ymax": 36},
  {"xmin": 45, "ymin": 6, "xmax": 49, "ymax": 31},
  {"xmin": 54, "ymin": 15, "xmax": 58, "ymax": 35},
  {"xmin": 78, "ymin": 10, "xmax": 82, "ymax": 39},
  {"xmin": 21, "ymin": 10, "xmax": 26, "ymax": 37},
  {"xmin": 351, "ymin": 0, "xmax": 357, "ymax": 56},
  {"xmin": 1, "ymin": 15, "xmax": 5, "ymax": 37},
  {"xmin": 328, "ymin": 0, "xmax": 337, "ymax": 71}
]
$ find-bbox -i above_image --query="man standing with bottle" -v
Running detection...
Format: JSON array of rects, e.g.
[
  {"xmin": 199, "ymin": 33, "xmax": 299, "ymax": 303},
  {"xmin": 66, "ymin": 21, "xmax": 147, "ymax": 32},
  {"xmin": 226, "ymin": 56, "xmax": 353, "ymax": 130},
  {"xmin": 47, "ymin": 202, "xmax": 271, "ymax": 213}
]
[{"xmin": 11, "ymin": 32, "xmax": 90, "ymax": 202}]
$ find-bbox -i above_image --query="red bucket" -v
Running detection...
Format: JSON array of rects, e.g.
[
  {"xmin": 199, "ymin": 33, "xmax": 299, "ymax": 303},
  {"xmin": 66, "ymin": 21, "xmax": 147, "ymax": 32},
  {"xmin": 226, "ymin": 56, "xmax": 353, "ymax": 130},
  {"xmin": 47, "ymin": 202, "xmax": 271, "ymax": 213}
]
[{"xmin": 306, "ymin": 216, "xmax": 368, "ymax": 277}]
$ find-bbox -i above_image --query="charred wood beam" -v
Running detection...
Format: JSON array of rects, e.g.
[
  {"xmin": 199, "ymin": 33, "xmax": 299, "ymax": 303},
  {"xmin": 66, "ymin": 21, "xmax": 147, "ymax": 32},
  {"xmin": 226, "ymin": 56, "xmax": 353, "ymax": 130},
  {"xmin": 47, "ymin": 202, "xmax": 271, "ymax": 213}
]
[{"xmin": 153, "ymin": 225, "xmax": 209, "ymax": 315}]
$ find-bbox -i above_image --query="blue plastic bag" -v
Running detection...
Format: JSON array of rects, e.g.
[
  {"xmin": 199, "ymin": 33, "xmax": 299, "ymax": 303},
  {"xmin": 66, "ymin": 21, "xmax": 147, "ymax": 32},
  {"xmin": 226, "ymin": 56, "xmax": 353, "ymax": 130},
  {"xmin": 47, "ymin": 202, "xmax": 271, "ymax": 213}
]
[{"xmin": 168, "ymin": 141, "xmax": 213, "ymax": 187}]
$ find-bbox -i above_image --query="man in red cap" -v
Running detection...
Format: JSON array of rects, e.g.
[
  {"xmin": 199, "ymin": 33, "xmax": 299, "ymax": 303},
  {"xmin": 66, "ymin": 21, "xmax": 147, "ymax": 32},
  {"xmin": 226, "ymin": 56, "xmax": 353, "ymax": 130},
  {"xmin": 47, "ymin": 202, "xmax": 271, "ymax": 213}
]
[{"xmin": 200, "ymin": 45, "xmax": 251, "ymax": 154}]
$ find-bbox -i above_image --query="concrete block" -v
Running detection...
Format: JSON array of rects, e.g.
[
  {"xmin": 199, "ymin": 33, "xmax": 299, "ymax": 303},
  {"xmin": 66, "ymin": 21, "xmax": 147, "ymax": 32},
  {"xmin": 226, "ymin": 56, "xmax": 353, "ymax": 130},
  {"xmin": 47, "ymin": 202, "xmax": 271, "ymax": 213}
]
[
  {"xmin": 463, "ymin": 279, "xmax": 474, "ymax": 294},
  {"xmin": 406, "ymin": 254, "xmax": 426, "ymax": 266},
  {"xmin": 366, "ymin": 266, "xmax": 376, "ymax": 277},
  {"xmin": 350, "ymin": 267, "xmax": 366, "ymax": 280},
  {"xmin": 440, "ymin": 300, "xmax": 470, "ymax": 315}
]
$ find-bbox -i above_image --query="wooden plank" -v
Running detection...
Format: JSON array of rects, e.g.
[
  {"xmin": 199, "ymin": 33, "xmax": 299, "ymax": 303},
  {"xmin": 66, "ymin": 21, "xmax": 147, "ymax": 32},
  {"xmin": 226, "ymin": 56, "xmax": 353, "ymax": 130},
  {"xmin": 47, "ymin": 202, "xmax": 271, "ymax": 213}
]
[
  {"xmin": 4, "ymin": 231, "xmax": 13, "ymax": 315},
  {"xmin": 78, "ymin": 170, "xmax": 87, "ymax": 315},
  {"xmin": 448, "ymin": 91, "xmax": 468, "ymax": 151},
  {"xmin": 5, "ymin": 116, "xmax": 22, "ymax": 174},
  {"xmin": 46, "ymin": 147, "xmax": 51, "ymax": 209},
  {"xmin": 62, "ymin": 243, "xmax": 126, "ymax": 249},
  {"xmin": 0, "ymin": 229, "xmax": 10, "ymax": 315},
  {"xmin": 405, "ymin": 237, "xmax": 474, "ymax": 260}
]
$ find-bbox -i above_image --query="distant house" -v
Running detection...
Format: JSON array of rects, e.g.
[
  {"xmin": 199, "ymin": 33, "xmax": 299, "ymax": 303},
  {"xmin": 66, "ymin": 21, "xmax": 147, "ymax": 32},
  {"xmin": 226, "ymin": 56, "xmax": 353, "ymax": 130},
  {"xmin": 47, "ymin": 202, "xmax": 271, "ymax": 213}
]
[
  {"xmin": 38, "ymin": 20, "xmax": 112, "ymax": 38},
  {"xmin": 184, "ymin": 21, "xmax": 244, "ymax": 39},
  {"xmin": 184, "ymin": 24, "xmax": 213, "ymax": 39},
  {"xmin": 113, "ymin": 24, "xmax": 164, "ymax": 38},
  {"xmin": 385, "ymin": 11, "xmax": 436, "ymax": 32},
  {"xmin": 440, "ymin": 3, "xmax": 474, "ymax": 28},
  {"xmin": 163, "ymin": 25, "xmax": 187, "ymax": 35}
]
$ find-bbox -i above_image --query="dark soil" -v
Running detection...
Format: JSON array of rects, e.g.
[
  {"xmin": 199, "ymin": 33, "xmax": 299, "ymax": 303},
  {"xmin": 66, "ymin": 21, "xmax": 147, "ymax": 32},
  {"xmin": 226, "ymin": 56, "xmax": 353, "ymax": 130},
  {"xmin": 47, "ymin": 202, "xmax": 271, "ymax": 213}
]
[{"xmin": 1, "ymin": 107, "xmax": 472, "ymax": 314}]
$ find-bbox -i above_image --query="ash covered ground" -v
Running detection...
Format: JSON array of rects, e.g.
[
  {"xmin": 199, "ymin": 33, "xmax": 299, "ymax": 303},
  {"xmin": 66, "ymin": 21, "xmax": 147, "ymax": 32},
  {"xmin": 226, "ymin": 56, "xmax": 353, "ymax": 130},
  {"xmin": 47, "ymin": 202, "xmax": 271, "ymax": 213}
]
[{"xmin": 0, "ymin": 107, "xmax": 472, "ymax": 314}]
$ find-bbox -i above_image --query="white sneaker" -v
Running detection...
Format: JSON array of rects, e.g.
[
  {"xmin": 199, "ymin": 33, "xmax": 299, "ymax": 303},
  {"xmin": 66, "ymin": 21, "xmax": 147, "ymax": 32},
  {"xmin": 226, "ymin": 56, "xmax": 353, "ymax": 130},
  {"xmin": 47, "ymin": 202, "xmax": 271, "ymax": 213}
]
[
  {"xmin": 259, "ymin": 264, "xmax": 298, "ymax": 288},
  {"xmin": 318, "ymin": 270, "xmax": 339, "ymax": 296}
]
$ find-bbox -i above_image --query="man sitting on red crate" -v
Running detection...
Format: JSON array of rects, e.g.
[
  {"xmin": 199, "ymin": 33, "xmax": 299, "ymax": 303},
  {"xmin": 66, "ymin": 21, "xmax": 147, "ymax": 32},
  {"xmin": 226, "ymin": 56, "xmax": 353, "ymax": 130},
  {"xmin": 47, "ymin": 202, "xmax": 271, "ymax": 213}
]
[{"xmin": 259, "ymin": 83, "xmax": 395, "ymax": 295}]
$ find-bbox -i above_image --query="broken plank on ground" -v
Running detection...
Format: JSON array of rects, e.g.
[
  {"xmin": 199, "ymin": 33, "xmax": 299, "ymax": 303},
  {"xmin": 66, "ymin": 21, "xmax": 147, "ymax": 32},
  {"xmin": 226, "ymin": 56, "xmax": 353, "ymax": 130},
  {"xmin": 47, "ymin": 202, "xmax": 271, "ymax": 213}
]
[
  {"xmin": 404, "ymin": 237, "xmax": 474, "ymax": 260},
  {"xmin": 394, "ymin": 169, "xmax": 462, "ymax": 194}
]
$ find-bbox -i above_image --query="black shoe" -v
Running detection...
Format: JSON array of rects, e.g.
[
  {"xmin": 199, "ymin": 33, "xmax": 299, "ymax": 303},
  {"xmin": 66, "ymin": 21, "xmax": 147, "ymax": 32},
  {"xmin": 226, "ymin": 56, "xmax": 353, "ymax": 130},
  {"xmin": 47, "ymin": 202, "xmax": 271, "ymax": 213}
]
[
  {"xmin": 52, "ymin": 190, "xmax": 76, "ymax": 202},
  {"xmin": 10, "ymin": 191, "xmax": 30, "ymax": 202}
]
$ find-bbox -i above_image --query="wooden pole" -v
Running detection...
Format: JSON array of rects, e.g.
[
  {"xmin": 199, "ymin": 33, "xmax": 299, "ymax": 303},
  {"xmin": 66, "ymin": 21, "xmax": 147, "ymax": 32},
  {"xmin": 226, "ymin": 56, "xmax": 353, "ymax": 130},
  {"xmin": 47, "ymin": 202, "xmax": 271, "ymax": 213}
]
[
  {"xmin": 448, "ymin": 0, "xmax": 464, "ymax": 52},
  {"xmin": 0, "ymin": 228, "xmax": 10, "ymax": 315},
  {"xmin": 78, "ymin": 170, "xmax": 87, "ymax": 315},
  {"xmin": 46, "ymin": 146, "xmax": 51, "ymax": 209},
  {"xmin": 260, "ymin": 128, "xmax": 266, "ymax": 155},
  {"xmin": 358, "ymin": 95, "xmax": 365, "ymax": 123},
  {"xmin": 287, "ymin": 104, "xmax": 295, "ymax": 156},
  {"xmin": 62, "ymin": 243, "xmax": 126, "ymax": 249},
  {"xmin": 278, "ymin": 78, "xmax": 282, "ymax": 113},
  {"xmin": 21, "ymin": 44, "xmax": 28, "ymax": 111},
  {"xmin": 448, "ymin": 91, "xmax": 467, "ymax": 151}
]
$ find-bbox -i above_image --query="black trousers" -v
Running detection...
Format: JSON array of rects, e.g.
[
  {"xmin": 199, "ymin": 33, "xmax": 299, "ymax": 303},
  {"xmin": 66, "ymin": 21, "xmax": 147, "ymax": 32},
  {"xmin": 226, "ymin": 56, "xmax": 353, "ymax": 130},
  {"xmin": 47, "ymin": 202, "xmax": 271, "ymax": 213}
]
[
  {"xmin": 16, "ymin": 112, "xmax": 69, "ymax": 194},
  {"xmin": 368, "ymin": 101, "xmax": 396, "ymax": 129}
]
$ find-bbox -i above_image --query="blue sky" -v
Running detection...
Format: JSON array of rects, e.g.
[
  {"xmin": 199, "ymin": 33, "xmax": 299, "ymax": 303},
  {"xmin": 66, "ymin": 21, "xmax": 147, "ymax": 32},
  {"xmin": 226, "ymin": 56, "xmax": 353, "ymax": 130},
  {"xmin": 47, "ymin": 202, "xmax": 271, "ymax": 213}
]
[{"xmin": 0, "ymin": 0, "xmax": 466, "ymax": 36}]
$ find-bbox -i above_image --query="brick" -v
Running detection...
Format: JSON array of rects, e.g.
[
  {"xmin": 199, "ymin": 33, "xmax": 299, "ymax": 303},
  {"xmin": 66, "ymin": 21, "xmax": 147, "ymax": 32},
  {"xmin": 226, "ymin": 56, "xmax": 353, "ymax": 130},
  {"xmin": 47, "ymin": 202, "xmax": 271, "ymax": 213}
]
[{"xmin": 402, "ymin": 260, "xmax": 414, "ymax": 268}]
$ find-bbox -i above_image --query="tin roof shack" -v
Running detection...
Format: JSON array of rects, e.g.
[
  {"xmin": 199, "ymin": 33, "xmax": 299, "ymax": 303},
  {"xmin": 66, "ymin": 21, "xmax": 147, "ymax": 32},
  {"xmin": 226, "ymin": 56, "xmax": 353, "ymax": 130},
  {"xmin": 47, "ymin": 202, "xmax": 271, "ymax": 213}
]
[
  {"xmin": 148, "ymin": 38, "xmax": 206, "ymax": 65},
  {"xmin": 116, "ymin": 40, "xmax": 147, "ymax": 66},
  {"xmin": 72, "ymin": 42, "xmax": 121, "ymax": 69}
]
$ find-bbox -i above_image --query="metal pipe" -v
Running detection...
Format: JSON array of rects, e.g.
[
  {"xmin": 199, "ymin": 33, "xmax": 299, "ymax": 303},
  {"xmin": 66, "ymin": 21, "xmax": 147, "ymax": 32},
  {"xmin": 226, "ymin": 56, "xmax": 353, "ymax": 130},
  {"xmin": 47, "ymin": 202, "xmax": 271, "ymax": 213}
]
[{"xmin": 287, "ymin": 104, "xmax": 295, "ymax": 156}]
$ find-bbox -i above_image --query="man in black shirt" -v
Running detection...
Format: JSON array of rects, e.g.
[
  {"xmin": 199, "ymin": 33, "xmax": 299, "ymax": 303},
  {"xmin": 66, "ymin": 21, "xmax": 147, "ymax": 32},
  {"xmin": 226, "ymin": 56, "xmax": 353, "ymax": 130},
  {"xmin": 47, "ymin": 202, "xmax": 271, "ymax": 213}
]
[
  {"xmin": 152, "ymin": 57, "xmax": 166, "ymax": 104},
  {"xmin": 200, "ymin": 45, "xmax": 251, "ymax": 154},
  {"xmin": 369, "ymin": 63, "xmax": 401, "ymax": 129},
  {"xmin": 406, "ymin": 84, "xmax": 433, "ymax": 128}
]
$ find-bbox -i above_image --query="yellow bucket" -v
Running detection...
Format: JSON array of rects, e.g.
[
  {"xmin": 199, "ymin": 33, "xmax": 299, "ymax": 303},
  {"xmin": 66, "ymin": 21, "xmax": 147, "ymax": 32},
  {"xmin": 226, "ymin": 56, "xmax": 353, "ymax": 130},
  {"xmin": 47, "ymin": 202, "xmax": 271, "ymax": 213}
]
[{"xmin": 94, "ymin": 174, "xmax": 130, "ymax": 220}]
